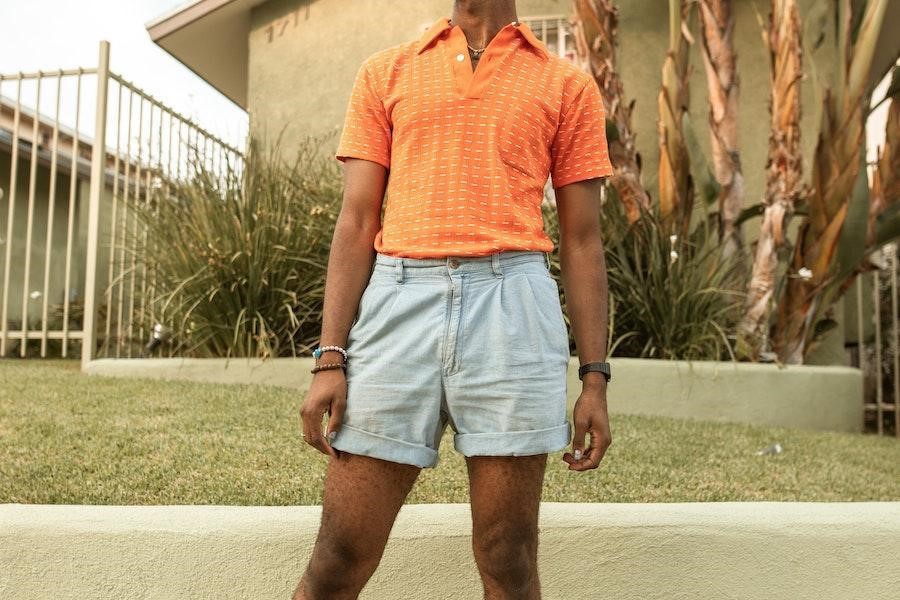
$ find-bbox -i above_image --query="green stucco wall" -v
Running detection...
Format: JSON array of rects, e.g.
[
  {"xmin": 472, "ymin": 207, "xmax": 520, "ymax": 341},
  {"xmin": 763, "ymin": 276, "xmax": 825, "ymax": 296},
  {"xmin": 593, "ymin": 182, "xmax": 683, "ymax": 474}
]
[
  {"xmin": 246, "ymin": 0, "xmax": 845, "ymax": 363},
  {"xmin": 247, "ymin": 0, "xmax": 836, "ymax": 214}
]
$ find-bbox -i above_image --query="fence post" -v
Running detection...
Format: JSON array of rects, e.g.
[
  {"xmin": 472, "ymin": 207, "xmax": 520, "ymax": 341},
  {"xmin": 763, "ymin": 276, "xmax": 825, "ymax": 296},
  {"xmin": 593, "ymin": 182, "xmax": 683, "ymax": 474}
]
[{"xmin": 81, "ymin": 41, "xmax": 110, "ymax": 369}]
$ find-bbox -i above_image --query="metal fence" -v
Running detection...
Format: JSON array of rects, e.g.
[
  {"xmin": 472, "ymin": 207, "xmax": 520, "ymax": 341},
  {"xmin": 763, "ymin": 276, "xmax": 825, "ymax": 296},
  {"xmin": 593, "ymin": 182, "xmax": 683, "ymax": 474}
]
[
  {"xmin": 0, "ymin": 41, "xmax": 244, "ymax": 365},
  {"xmin": 852, "ymin": 242, "xmax": 899, "ymax": 436}
]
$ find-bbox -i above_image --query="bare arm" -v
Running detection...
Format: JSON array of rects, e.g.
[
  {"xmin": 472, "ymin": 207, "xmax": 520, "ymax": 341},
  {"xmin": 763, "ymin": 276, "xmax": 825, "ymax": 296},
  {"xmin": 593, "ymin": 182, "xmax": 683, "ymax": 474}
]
[
  {"xmin": 554, "ymin": 177, "xmax": 613, "ymax": 471},
  {"xmin": 300, "ymin": 157, "xmax": 388, "ymax": 457},
  {"xmin": 318, "ymin": 159, "xmax": 388, "ymax": 351}
]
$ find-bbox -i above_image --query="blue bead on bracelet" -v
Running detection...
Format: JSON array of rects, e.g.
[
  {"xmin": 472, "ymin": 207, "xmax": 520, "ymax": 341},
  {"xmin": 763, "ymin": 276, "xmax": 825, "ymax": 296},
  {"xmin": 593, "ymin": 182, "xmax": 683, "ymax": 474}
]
[{"xmin": 313, "ymin": 345, "xmax": 348, "ymax": 363}]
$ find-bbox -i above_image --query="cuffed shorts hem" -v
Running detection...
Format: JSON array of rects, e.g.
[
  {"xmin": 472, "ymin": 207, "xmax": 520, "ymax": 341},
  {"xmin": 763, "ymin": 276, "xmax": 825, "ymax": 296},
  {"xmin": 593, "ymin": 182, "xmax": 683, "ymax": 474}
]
[
  {"xmin": 330, "ymin": 424, "xmax": 438, "ymax": 469},
  {"xmin": 453, "ymin": 422, "xmax": 572, "ymax": 457}
]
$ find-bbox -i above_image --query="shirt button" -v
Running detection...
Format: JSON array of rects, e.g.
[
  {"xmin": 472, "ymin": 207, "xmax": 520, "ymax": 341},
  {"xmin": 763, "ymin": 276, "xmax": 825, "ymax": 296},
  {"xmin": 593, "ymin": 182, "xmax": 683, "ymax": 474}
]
[
  {"xmin": 448, "ymin": 258, "xmax": 460, "ymax": 269},
  {"xmin": 455, "ymin": 53, "xmax": 465, "ymax": 62}
]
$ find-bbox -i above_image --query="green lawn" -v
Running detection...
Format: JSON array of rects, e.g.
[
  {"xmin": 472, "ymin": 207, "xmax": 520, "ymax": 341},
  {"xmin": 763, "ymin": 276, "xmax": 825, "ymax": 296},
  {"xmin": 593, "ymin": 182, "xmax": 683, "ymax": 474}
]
[{"xmin": 1, "ymin": 359, "xmax": 897, "ymax": 504}]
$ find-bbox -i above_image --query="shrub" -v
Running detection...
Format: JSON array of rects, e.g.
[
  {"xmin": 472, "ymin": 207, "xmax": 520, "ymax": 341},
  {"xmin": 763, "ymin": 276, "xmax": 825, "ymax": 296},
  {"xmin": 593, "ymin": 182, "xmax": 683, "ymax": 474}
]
[
  {"xmin": 542, "ymin": 188, "xmax": 747, "ymax": 361},
  {"xmin": 125, "ymin": 133, "xmax": 342, "ymax": 358}
]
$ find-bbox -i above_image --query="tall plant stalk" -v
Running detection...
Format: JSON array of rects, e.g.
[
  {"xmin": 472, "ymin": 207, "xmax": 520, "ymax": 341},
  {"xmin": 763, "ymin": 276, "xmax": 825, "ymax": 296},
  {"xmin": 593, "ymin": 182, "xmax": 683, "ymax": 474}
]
[
  {"xmin": 658, "ymin": 0, "xmax": 695, "ymax": 239},
  {"xmin": 698, "ymin": 0, "xmax": 744, "ymax": 256},
  {"xmin": 773, "ymin": 0, "xmax": 889, "ymax": 364},
  {"xmin": 738, "ymin": 0, "xmax": 805, "ymax": 360},
  {"xmin": 571, "ymin": 0, "xmax": 650, "ymax": 225},
  {"xmin": 869, "ymin": 94, "xmax": 899, "ymax": 246}
]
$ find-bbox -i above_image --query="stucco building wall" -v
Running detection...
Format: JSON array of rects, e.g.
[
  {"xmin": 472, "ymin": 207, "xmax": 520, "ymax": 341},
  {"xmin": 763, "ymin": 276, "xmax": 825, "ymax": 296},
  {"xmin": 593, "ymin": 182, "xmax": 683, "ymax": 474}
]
[
  {"xmin": 244, "ymin": 0, "xmax": 843, "ymax": 364},
  {"xmin": 246, "ymin": 0, "xmax": 836, "ymax": 217}
]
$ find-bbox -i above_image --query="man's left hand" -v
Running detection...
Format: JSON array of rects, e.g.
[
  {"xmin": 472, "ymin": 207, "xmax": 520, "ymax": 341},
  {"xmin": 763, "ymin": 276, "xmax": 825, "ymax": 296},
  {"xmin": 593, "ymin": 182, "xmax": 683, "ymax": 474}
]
[{"xmin": 562, "ymin": 383, "xmax": 612, "ymax": 471}]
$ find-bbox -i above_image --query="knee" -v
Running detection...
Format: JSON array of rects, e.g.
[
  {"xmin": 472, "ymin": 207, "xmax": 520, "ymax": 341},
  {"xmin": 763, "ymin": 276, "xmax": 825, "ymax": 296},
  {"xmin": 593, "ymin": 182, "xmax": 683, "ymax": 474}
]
[
  {"xmin": 472, "ymin": 523, "xmax": 538, "ymax": 588},
  {"xmin": 304, "ymin": 534, "xmax": 380, "ymax": 595}
]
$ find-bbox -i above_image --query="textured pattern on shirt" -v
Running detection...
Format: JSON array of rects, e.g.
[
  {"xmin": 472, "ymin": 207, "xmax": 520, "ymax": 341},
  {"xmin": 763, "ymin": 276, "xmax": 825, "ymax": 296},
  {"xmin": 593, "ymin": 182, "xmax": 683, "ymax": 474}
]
[{"xmin": 336, "ymin": 16, "xmax": 614, "ymax": 258}]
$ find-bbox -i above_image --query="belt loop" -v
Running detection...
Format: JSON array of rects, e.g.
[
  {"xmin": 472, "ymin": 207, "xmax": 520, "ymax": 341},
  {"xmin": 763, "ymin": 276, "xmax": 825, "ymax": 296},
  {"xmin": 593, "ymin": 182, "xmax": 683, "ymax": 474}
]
[
  {"xmin": 395, "ymin": 257, "xmax": 404, "ymax": 283},
  {"xmin": 544, "ymin": 251, "xmax": 551, "ymax": 270},
  {"xmin": 491, "ymin": 252, "xmax": 503, "ymax": 277}
]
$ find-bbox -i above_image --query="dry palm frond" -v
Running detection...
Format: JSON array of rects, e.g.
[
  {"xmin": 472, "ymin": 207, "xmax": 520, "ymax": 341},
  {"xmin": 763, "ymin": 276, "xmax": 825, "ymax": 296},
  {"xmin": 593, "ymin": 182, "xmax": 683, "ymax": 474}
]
[
  {"xmin": 738, "ymin": 0, "xmax": 805, "ymax": 361},
  {"xmin": 698, "ymin": 0, "xmax": 744, "ymax": 256},
  {"xmin": 571, "ymin": 0, "xmax": 650, "ymax": 225},
  {"xmin": 869, "ymin": 96, "xmax": 899, "ymax": 245},
  {"xmin": 773, "ymin": 0, "xmax": 889, "ymax": 364},
  {"xmin": 658, "ymin": 0, "xmax": 695, "ymax": 238}
]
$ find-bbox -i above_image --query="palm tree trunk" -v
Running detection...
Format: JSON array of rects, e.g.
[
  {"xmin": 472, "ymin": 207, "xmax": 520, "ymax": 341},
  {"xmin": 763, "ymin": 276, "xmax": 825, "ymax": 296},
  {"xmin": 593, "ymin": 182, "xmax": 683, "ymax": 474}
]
[
  {"xmin": 571, "ymin": 0, "xmax": 650, "ymax": 225},
  {"xmin": 658, "ymin": 0, "xmax": 695, "ymax": 239},
  {"xmin": 737, "ymin": 0, "xmax": 805, "ymax": 361},
  {"xmin": 773, "ymin": 0, "xmax": 889, "ymax": 364},
  {"xmin": 698, "ymin": 0, "xmax": 744, "ymax": 257}
]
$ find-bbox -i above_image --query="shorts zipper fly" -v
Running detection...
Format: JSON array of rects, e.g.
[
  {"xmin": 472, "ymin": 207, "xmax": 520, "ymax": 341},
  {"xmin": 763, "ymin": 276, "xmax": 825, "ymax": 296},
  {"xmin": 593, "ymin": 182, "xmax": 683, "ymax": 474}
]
[{"xmin": 442, "ymin": 272, "xmax": 464, "ymax": 375}]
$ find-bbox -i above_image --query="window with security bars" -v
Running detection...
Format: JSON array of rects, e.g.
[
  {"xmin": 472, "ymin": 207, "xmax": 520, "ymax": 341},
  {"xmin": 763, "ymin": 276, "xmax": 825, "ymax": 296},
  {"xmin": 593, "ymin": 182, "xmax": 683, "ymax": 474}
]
[
  {"xmin": 415, "ymin": 15, "xmax": 578, "ymax": 62},
  {"xmin": 518, "ymin": 15, "xmax": 577, "ymax": 61}
]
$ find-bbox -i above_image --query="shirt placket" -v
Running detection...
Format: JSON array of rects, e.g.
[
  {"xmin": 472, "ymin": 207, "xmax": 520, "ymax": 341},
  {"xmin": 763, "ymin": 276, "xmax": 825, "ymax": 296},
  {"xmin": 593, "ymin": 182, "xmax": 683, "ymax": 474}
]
[{"xmin": 445, "ymin": 25, "xmax": 515, "ymax": 99}]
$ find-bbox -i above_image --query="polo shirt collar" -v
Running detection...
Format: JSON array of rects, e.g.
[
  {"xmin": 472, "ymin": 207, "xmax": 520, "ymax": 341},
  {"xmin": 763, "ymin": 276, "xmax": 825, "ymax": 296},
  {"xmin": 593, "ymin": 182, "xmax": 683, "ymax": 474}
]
[{"xmin": 416, "ymin": 16, "xmax": 549, "ymax": 59}]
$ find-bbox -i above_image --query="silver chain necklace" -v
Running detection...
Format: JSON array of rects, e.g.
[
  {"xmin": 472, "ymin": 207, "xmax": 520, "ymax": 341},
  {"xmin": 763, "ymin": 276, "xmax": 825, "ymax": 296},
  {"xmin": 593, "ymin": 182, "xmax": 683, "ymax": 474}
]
[{"xmin": 449, "ymin": 19, "xmax": 520, "ymax": 60}]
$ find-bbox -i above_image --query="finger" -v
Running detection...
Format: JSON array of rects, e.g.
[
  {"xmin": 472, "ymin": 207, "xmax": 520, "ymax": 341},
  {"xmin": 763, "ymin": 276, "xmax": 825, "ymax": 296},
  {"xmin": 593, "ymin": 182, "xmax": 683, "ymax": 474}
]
[
  {"xmin": 564, "ymin": 446, "xmax": 592, "ymax": 471},
  {"xmin": 325, "ymin": 397, "xmax": 346, "ymax": 445},
  {"xmin": 583, "ymin": 428, "xmax": 610, "ymax": 470},
  {"xmin": 319, "ymin": 413, "xmax": 339, "ymax": 459},
  {"xmin": 563, "ymin": 447, "xmax": 591, "ymax": 470},
  {"xmin": 571, "ymin": 417, "xmax": 589, "ymax": 462},
  {"xmin": 302, "ymin": 404, "xmax": 332, "ymax": 457}
]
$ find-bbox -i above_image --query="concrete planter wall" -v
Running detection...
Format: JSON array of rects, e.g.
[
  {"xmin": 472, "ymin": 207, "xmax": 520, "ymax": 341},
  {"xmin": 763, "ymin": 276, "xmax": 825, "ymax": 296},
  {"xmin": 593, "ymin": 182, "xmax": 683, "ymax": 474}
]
[
  {"xmin": 2, "ymin": 502, "xmax": 898, "ymax": 599},
  {"xmin": 85, "ymin": 356, "xmax": 862, "ymax": 433}
]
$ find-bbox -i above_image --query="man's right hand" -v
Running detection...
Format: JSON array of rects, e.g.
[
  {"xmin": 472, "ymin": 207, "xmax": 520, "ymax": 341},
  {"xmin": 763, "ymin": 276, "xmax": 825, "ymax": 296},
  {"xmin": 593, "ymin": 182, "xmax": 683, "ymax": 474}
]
[{"xmin": 300, "ymin": 368, "xmax": 347, "ymax": 458}]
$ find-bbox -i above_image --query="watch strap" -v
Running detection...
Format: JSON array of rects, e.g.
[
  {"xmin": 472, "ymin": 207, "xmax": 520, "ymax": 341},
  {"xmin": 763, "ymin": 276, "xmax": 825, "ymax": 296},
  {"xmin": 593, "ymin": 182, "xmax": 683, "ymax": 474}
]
[{"xmin": 578, "ymin": 361, "xmax": 611, "ymax": 382}]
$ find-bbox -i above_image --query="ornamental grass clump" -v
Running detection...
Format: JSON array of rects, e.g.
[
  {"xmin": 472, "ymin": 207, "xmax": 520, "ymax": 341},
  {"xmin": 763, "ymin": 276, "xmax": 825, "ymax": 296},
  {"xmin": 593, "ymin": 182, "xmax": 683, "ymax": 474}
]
[
  {"xmin": 600, "ymin": 197, "xmax": 747, "ymax": 361},
  {"xmin": 124, "ymin": 133, "xmax": 342, "ymax": 358}
]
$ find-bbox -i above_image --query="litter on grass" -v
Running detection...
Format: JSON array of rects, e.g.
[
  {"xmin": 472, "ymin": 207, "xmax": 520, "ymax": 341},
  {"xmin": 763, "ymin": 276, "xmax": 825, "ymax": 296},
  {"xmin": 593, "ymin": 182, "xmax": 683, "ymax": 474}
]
[{"xmin": 754, "ymin": 442, "xmax": 783, "ymax": 456}]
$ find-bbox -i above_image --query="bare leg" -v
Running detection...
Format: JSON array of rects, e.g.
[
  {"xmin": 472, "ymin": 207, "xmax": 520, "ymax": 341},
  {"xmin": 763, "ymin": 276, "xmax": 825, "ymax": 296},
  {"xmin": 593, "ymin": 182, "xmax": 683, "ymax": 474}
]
[
  {"xmin": 466, "ymin": 454, "xmax": 547, "ymax": 600},
  {"xmin": 293, "ymin": 452, "xmax": 421, "ymax": 600}
]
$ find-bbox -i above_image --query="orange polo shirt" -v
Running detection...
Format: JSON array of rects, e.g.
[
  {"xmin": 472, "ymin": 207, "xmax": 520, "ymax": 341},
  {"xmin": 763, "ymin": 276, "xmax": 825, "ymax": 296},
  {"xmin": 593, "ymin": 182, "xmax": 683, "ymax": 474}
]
[{"xmin": 335, "ymin": 16, "xmax": 614, "ymax": 258}]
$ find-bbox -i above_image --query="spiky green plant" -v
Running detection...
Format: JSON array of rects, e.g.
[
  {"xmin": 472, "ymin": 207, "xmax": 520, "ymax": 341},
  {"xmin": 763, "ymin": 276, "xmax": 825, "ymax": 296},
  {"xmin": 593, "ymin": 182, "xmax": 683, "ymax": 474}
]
[
  {"xmin": 122, "ymin": 133, "xmax": 342, "ymax": 359},
  {"xmin": 598, "ymin": 197, "xmax": 745, "ymax": 361}
]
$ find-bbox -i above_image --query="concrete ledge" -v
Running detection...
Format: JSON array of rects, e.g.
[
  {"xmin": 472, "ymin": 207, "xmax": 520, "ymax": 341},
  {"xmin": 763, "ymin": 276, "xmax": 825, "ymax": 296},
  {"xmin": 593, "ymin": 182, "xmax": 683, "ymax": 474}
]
[
  {"xmin": 590, "ymin": 357, "xmax": 862, "ymax": 433},
  {"xmin": 85, "ymin": 356, "xmax": 863, "ymax": 433},
  {"xmin": 2, "ymin": 502, "xmax": 898, "ymax": 599}
]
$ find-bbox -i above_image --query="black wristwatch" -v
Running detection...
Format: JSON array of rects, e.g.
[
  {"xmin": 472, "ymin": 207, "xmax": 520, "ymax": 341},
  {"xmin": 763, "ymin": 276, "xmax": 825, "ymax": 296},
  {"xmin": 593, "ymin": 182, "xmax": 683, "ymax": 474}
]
[{"xmin": 578, "ymin": 361, "xmax": 611, "ymax": 382}]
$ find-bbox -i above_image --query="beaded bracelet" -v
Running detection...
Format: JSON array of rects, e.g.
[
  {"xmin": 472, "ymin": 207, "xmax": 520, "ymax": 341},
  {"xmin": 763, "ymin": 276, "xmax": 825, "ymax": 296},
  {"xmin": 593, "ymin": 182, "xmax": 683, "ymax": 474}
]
[
  {"xmin": 310, "ymin": 362, "xmax": 346, "ymax": 374},
  {"xmin": 313, "ymin": 345, "xmax": 348, "ymax": 363}
]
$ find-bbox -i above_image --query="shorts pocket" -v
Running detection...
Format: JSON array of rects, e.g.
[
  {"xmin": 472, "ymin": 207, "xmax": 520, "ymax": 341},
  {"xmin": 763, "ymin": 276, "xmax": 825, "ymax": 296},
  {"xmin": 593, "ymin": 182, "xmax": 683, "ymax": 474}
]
[
  {"xmin": 523, "ymin": 271, "xmax": 570, "ymax": 361},
  {"xmin": 347, "ymin": 277, "xmax": 397, "ymax": 347}
]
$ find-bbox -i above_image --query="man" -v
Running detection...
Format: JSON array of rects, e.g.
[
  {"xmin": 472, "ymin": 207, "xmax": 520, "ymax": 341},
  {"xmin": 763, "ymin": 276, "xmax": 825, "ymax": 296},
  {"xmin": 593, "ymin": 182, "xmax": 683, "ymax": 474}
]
[{"xmin": 295, "ymin": 1, "xmax": 614, "ymax": 597}]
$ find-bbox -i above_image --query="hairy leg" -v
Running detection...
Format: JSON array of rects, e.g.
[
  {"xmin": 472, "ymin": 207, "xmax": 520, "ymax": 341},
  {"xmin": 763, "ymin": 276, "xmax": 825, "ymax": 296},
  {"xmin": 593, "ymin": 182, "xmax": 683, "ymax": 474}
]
[
  {"xmin": 466, "ymin": 454, "xmax": 548, "ymax": 600},
  {"xmin": 293, "ymin": 452, "xmax": 421, "ymax": 600}
]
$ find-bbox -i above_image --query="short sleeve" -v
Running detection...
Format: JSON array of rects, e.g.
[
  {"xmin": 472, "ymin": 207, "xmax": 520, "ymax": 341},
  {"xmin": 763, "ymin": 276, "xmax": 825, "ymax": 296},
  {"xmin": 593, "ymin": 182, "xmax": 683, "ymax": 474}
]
[
  {"xmin": 549, "ymin": 78, "xmax": 614, "ymax": 188},
  {"xmin": 335, "ymin": 60, "xmax": 392, "ymax": 169}
]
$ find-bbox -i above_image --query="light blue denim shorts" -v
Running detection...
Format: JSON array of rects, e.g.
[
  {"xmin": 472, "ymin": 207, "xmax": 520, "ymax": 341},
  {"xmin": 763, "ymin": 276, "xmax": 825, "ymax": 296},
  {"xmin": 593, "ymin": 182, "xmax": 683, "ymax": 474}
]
[{"xmin": 330, "ymin": 250, "xmax": 573, "ymax": 469}]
